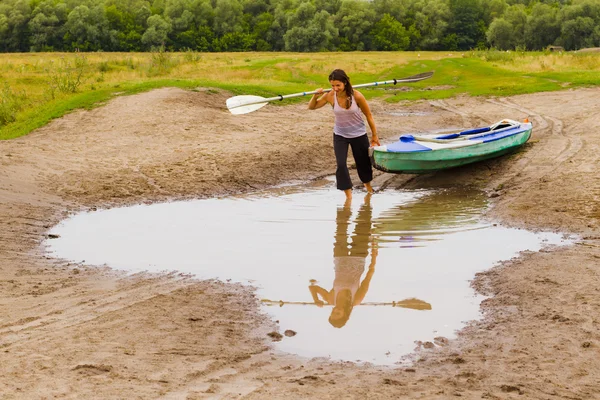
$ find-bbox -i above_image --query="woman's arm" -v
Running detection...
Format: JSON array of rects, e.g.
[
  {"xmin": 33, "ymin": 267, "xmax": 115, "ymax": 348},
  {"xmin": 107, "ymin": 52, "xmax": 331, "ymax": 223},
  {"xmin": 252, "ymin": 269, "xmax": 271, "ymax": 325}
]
[
  {"xmin": 354, "ymin": 90, "xmax": 380, "ymax": 146},
  {"xmin": 309, "ymin": 284, "xmax": 333, "ymax": 306},
  {"xmin": 308, "ymin": 90, "xmax": 332, "ymax": 110},
  {"xmin": 354, "ymin": 247, "xmax": 377, "ymax": 305},
  {"xmin": 353, "ymin": 267, "xmax": 375, "ymax": 306}
]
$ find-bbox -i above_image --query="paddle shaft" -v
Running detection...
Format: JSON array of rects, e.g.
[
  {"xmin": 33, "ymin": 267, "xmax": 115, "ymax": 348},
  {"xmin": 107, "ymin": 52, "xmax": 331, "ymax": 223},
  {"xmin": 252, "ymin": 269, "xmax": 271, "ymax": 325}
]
[
  {"xmin": 261, "ymin": 299, "xmax": 431, "ymax": 308},
  {"xmin": 254, "ymin": 80, "xmax": 398, "ymax": 104},
  {"xmin": 230, "ymin": 72, "xmax": 433, "ymax": 109},
  {"xmin": 408, "ymin": 120, "xmax": 527, "ymax": 143}
]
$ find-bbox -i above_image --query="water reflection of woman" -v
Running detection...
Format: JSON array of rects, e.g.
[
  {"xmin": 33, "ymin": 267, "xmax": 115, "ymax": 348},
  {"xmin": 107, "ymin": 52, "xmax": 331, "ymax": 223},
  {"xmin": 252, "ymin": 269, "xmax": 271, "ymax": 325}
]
[{"xmin": 309, "ymin": 193, "xmax": 376, "ymax": 328}]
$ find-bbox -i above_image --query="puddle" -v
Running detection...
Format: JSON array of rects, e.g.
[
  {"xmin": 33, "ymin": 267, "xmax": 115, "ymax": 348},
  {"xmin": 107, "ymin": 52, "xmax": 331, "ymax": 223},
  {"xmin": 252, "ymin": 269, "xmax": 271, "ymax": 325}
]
[{"xmin": 45, "ymin": 181, "xmax": 569, "ymax": 365}]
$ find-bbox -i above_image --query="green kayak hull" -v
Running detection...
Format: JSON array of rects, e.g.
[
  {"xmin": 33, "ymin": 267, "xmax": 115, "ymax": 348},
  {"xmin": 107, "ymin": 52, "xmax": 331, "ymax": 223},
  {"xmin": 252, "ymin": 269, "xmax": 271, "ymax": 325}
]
[{"xmin": 370, "ymin": 128, "xmax": 532, "ymax": 174}]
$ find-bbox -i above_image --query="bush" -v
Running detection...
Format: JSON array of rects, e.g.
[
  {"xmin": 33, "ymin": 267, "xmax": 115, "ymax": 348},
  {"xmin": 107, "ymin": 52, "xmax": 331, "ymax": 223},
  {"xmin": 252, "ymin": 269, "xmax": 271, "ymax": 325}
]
[
  {"xmin": 472, "ymin": 49, "xmax": 516, "ymax": 62},
  {"xmin": 46, "ymin": 54, "xmax": 89, "ymax": 99},
  {"xmin": 114, "ymin": 57, "xmax": 137, "ymax": 70},
  {"xmin": 0, "ymin": 82, "xmax": 27, "ymax": 126},
  {"xmin": 98, "ymin": 61, "xmax": 112, "ymax": 72},
  {"xmin": 148, "ymin": 46, "xmax": 178, "ymax": 76},
  {"xmin": 182, "ymin": 48, "xmax": 202, "ymax": 62}
]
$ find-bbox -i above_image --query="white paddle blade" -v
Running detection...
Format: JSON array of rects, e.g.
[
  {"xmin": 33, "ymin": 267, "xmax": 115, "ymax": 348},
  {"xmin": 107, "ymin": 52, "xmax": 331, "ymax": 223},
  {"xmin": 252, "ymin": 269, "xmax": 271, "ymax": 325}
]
[{"xmin": 226, "ymin": 95, "xmax": 269, "ymax": 115}]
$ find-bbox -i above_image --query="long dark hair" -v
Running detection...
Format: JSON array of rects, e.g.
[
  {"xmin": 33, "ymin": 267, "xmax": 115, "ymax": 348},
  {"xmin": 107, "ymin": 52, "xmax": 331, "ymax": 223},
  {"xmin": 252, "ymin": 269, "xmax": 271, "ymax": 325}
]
[
  {"xmin": 328, "ymin": 69, "xmax": 354, "ymax": 98},
  {"xmin": 328, "ymin": 289, "xmax": 354, "ymax": 328}
]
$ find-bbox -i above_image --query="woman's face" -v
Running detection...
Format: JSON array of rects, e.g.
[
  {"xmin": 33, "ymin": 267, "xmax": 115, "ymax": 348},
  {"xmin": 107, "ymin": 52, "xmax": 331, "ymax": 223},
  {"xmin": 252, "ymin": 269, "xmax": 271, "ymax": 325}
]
[
  {"xmin": 330, "ymin": 80, "xmax": 345, "ymax": 93},
  {"xmin": 330, "ymin": 307, "xmax": 345, "ymax": 319}
]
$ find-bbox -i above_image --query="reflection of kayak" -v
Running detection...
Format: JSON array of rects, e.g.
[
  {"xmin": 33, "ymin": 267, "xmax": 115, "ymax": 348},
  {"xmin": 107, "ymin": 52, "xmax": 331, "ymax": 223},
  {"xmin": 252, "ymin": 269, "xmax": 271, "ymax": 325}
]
[
  {"xmin": 370, "ymin": 119, "xmax": 532, "ymax": 174},
  {"xmin": 373, "ymin": 188, "xmax": 487, "ymax": 245}
]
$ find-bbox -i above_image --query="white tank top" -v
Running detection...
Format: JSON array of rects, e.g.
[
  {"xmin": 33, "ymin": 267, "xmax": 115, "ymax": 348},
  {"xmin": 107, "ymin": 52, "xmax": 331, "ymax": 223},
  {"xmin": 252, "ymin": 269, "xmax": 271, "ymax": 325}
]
[
  {"xmin": 332, "ymin": 256, "xmax": 366, "ymax": 304},
  {"xmin": 333, "ymin": 94, "xmax": 366, "ymax": 138}
]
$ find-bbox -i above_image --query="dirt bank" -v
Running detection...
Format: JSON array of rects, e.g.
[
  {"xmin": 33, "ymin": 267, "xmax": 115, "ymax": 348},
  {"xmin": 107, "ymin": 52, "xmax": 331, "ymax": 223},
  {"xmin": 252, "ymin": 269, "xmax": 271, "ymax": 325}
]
[{"xmin": 1, "ymin": 87, "xmax": 599, "ymax": 399}]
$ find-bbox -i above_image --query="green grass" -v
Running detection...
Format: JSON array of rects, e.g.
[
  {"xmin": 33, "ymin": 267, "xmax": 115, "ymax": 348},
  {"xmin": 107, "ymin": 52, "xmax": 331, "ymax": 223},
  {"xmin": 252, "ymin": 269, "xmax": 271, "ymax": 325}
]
[
  {"xmin": 1, "ymin": 79, "xmax": 201, "ymax": 140},
  {"xmin": 373, "ymin": 57, "xmax": 565, "ymax": 102},
  {"xmin": 1, "ymin": 50, "xmax": 599, "ymax": 140}
]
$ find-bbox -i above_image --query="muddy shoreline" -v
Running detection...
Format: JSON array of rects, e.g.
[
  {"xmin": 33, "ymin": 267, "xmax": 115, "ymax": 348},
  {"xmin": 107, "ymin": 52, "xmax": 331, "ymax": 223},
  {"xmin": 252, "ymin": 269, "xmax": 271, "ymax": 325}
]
[{"xmin": 1, "ymin": 87, "xmax": 599, "ymax": 399}]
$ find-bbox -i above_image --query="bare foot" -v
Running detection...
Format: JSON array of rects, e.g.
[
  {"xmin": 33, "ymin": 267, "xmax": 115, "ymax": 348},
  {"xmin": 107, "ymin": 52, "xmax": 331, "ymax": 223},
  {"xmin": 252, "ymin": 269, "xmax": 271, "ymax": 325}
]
[
  {"xmin": 343, "ymin": 189, "xmax": 352, "ymax": 205},
  {"xmin": 364, "ymin": 182, "xmax": 374, "ymax": 193}
]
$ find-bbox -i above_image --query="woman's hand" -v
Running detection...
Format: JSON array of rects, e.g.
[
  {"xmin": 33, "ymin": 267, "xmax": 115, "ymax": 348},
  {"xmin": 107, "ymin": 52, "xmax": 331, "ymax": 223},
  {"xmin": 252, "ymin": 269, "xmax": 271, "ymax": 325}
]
[
  {"xmin": 308, "ymin": 89, "xmax": 327, "ymax": 110},
  {"xmin": 370, "ymin": 134, "xmax": 381, "ymax": 147}
]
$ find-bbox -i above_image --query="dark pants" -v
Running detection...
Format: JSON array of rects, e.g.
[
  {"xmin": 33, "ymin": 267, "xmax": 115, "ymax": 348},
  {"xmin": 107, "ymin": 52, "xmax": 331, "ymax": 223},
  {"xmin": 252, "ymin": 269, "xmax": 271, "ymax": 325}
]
[
  {"xmin": 334, "ymin": 201, "xmax": 372, "ymax": 257},
  {"xmin": 333, "ymin": 133, "xmax": 373, "ymax": 191}
]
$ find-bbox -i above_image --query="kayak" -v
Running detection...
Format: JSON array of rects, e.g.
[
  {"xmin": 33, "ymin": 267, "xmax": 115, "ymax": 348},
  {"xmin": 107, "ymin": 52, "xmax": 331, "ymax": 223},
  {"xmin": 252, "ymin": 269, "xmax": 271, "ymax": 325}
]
[{"xmin": 369, "ymin": 119, "xmax": 532, "ymax": 174}]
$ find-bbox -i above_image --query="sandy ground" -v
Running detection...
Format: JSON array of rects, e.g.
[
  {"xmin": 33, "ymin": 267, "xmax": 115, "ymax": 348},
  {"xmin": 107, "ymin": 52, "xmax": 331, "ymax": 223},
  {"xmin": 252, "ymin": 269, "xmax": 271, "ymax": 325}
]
[{"xmin": 1, "ymin": 86, "xmax": 599, "ymax": 399}]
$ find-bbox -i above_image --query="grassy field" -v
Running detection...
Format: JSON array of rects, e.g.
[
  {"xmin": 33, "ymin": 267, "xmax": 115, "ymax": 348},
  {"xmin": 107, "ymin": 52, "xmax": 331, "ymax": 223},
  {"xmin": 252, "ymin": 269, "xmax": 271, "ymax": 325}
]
[{"xmin": 1, "ymin": 50, "xmax": 599, "ymax": 140}]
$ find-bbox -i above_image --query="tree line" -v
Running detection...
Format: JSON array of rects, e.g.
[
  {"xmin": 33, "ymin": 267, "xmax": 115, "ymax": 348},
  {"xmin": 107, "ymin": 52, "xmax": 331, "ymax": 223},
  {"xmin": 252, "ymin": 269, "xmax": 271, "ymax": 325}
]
[{"xmin": 1, "ymin": 0, "xmax": 599, "ymax": 53}]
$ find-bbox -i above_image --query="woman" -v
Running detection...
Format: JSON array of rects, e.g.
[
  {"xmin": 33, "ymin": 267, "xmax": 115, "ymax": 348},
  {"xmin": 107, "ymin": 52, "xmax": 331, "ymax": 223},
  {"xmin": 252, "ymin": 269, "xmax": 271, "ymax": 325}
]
[
  {"xmin": 308, "ymin": 69, "xmax": 380, "ymax": 201},
  {"xmin": 309, "ymin": 193, "xmax": 377, "ymax": 328}
]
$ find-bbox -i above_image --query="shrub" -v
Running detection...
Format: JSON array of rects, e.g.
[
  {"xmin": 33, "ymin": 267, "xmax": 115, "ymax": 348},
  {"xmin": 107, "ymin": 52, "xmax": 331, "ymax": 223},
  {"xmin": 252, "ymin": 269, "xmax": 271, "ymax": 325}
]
[
  {"xmin": 182, "ymin": 48, "xmax": 202, "ymax": 63},
  {"xmin": 0, "ymin": 82, "xmax": 27, "ymax": 126},
  {"xmin": 46, "ymin": 54, "xmax": 89, "ymax": 99},
  {"xmin": 148, "ymin": 46, "xmax": 178, "ymax": 76}
]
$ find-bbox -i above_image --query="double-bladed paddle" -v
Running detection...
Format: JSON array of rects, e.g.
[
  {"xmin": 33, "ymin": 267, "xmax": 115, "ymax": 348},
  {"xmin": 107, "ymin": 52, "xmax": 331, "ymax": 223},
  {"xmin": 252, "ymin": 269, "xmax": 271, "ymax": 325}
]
[
  {"xmin": 226, "ymin": 71, "xmax": 434, "ymax": 115},
  {"xmin": 260, "ymin": 298, "xmax": 432, "ymax": 310}
]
